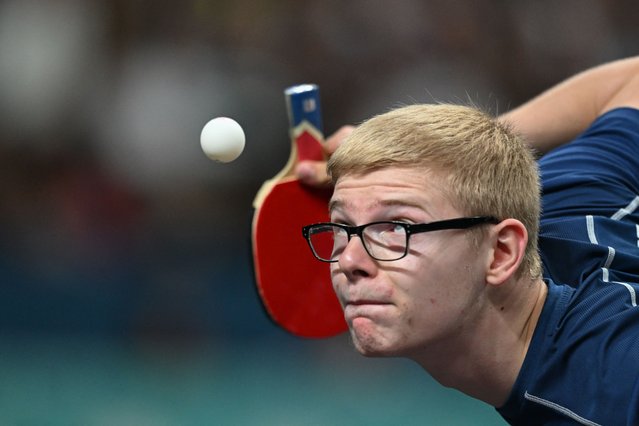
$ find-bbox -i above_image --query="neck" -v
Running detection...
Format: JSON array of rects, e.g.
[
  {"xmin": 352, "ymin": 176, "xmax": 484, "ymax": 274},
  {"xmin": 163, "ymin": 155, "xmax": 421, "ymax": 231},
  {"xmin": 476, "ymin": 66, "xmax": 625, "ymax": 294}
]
[{"xmin": 410, "ymin": 277, "xmax": 547, "ymax": 407}]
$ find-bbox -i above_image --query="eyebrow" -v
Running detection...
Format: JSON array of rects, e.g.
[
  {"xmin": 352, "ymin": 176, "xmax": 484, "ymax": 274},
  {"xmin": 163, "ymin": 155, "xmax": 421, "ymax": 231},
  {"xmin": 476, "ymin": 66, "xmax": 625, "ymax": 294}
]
[
  {"xmin": 328, "ymin": 198, "xmax": 427, "ymax": 214},
  {"xmin": 328, "ymin": 198, "xmax": 345, "ymax": 214}
]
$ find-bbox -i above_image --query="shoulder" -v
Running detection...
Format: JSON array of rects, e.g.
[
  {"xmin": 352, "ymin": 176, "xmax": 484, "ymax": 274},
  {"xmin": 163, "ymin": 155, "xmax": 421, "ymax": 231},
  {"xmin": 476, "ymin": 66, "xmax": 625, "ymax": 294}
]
[
  {"xmin": 587, "ymin": 106, "xmax": 639, "ymax": 135},
  {"xmin": 599, "ymin": 57, "xmax": 639, "ymax": 113},
  {"xmin": 499, "ymin": 278, "xmax": 639, "ymax": 424},
  {"xmin": 538, "ymin": 107, "xmax": 639, "ymax": 226}
]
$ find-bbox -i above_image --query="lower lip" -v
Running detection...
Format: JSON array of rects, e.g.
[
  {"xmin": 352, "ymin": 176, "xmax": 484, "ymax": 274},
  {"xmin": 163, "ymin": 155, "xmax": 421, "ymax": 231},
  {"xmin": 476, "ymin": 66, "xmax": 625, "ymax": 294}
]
[{"xmin": 344, "ymin": 303, "xmax": 392, "ymax": 319}]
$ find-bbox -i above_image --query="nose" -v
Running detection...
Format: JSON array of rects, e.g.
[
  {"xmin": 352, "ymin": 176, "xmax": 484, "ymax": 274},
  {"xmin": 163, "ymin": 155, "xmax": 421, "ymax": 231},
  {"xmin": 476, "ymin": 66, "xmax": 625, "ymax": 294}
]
[{"xmin": 336, "ymin": 235, "xmax": 375, "ymax": 279}]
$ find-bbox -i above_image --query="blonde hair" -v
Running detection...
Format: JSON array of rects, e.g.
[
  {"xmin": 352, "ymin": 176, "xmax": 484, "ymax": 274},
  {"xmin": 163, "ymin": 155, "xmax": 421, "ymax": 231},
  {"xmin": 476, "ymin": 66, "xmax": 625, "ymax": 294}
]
[{"xmin": 328, "ymin": 104, "xmax": 542, "ymax": 280}]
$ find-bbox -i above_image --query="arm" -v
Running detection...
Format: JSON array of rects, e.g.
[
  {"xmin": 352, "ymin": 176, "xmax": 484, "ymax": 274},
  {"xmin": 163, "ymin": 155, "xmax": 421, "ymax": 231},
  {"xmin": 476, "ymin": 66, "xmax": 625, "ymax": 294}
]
[
  {"xmin": 297, "ymin": 57, "xmax": 639, "ymax": 183},
  {"xmin": 499, "ymin": 57, "xmax": 639, "ymax": 154}
]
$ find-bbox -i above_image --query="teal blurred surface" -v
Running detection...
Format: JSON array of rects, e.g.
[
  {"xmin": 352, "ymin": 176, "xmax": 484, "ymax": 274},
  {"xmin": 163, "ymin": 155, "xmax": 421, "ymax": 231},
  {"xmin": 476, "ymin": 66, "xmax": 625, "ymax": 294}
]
[{"xmin": 0, "ymin": 334, "xmax": 505, "ymax": 425}]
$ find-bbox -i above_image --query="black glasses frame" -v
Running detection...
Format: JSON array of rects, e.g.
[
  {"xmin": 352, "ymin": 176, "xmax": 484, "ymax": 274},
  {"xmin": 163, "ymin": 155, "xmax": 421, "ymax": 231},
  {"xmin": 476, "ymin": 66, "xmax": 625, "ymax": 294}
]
[{"xmin": 302, "ymin": 216, "xmax": 500, "ymax": 263}]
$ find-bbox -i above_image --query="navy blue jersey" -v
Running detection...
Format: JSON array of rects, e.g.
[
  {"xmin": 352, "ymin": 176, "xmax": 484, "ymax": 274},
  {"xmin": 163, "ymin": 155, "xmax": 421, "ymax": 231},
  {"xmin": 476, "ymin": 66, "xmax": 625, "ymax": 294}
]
[{"xmin": 497, "ymin": 108, "xmax": 639, "ymax": 425}]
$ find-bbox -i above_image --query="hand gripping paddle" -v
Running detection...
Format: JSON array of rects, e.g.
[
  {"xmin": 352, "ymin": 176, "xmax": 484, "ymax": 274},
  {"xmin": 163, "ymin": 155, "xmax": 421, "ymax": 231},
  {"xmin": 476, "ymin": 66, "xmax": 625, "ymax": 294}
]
[{"xmin": 252, "ymin": 84, "xmax": 347, "ymax": 338}]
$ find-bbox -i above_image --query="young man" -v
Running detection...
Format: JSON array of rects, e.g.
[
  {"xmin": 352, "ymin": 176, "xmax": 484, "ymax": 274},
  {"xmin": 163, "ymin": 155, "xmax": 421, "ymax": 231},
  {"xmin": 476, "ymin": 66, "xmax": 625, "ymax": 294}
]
[{"xmin": 299, "ymin": 57, "xmax": 639, "ymax": 424}]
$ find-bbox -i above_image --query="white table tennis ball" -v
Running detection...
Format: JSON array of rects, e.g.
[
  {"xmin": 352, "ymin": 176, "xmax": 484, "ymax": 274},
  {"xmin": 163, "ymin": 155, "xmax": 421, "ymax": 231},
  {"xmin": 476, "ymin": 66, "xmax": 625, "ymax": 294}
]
[{"xmin": 200, "ymin": 117, "xmax": 246, "ymax": 163}]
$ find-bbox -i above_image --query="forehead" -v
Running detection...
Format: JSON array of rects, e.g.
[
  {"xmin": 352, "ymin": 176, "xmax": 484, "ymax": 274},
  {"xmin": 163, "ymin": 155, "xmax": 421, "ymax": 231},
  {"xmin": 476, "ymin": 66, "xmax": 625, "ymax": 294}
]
[{"xmin": 329, "ymin": 167, "xmax": 454, "ymax": 216}]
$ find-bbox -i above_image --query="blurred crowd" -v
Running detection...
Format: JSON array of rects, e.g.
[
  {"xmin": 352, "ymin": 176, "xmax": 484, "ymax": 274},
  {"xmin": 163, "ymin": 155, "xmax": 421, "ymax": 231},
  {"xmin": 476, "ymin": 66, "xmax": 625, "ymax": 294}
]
[{"xmin": 1, "ymin": 0, "xmax": 638, "ymax": 342}]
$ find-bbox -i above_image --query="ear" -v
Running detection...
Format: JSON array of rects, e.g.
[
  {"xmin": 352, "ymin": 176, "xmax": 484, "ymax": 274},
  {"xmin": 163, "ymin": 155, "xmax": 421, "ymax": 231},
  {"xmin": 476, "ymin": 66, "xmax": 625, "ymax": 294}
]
[{"xmin": 485, "ymin": 219, "xmax": 528, "ymax": 286}]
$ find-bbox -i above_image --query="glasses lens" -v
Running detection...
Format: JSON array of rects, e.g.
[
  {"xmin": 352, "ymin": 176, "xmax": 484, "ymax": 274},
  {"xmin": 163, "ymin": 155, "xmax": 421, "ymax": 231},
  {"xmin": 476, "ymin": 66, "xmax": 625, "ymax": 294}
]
[
  {"xmin": 362, "ymin": 222, "xmax": 408, "ymax": 261},
  {"xmin": 308, "ymin": 224, "xmax": 347, "ymax": 261}
]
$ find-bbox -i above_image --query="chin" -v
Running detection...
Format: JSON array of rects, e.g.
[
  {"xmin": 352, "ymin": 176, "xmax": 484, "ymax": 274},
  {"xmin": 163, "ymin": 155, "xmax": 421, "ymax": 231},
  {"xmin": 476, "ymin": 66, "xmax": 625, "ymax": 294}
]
[
  {"xmin": 349, "ymin": 327, "xmax": 404, "ymax": 358},
  {"xmin": 353, "ymin": 341, "xmax": 404, "ymax": 358},
  {"xmin": 355, "ymin": 347, "xmax": 392, "ymax": 358}
]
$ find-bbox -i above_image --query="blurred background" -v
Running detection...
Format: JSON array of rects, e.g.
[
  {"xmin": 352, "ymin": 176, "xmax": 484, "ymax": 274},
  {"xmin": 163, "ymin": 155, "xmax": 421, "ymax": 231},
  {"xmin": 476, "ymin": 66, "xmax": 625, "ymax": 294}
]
[{"xmin": 0, "ymin": 0, "xmax": 637, "ymax": 424}]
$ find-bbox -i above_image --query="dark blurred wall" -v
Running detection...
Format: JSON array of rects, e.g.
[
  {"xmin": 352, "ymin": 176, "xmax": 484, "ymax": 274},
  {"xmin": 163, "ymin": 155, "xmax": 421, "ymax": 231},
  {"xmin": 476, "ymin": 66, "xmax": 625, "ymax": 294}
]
[
  {"xmin": 1, "ymin": 1, "xmax": 638, "ymax": 424},
  {"xmin": 2, "ymin": 0, "xmax": 637, "ymax": 341}
]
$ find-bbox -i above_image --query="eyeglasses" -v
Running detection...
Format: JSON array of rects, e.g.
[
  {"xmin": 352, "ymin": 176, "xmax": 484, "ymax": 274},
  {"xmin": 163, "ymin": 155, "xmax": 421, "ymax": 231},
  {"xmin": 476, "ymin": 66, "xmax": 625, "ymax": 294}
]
[{"xmin": 302, "ymin": 216, "xmax": 499, "ymax": 263}]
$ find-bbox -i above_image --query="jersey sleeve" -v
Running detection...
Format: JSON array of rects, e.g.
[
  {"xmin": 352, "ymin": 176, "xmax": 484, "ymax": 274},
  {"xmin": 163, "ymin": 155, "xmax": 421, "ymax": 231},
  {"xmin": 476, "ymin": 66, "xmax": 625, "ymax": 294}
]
[{"xmin": 539, "ymin": 107, "xmax": 639, "ymax": 221}]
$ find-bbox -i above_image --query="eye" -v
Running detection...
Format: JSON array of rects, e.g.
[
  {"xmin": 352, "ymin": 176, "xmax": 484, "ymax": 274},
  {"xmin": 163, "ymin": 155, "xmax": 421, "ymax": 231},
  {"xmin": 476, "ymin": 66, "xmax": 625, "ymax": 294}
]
[
  {"xmin": 329, "ymin": 217, "xmax": 345, "ymax": 226},
  {"xmin": 373, "ymin": 222, "xmax": 407, "ymax": 237},
  {"xmin": 384, "ymin": 223, "xmax": 406, "ymax": 234},
  {"xmin": 365, "ymin": 222, "xmax": 407, "ymax": 254}
]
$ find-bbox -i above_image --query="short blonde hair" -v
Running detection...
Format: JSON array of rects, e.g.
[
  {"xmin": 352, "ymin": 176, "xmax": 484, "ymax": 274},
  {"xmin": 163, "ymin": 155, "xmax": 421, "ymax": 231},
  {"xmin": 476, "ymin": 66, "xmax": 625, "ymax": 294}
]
[{"xmin": 328, "ymin": 104, "xmax": 542, "ymax": 280}]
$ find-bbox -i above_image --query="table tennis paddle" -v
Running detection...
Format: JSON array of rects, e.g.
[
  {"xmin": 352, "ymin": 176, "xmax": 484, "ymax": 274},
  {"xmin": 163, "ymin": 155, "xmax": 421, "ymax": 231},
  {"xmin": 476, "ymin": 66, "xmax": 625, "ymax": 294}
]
[{"xmin": 252, "ymin": 84, "xmax": 347, "ymax": 338}]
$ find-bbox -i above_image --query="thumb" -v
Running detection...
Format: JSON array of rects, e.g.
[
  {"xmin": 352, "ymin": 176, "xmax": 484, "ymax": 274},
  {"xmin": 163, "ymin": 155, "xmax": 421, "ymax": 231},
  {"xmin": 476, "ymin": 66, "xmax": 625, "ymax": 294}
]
[{"xmin": 295, "ymin": 161, "xmax": 331, "ymax": 187}]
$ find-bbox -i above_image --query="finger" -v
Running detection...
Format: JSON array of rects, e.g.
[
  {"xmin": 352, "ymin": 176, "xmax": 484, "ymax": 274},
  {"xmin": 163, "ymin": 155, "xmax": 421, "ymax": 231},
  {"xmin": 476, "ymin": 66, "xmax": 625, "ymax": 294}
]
[
  {"xmin": 295, "ymin": 161, "xmax": 331, "ymax": 187},
  {"xmin": 324, "ymin": 125, "xmax": 355, "ymax": 155}
]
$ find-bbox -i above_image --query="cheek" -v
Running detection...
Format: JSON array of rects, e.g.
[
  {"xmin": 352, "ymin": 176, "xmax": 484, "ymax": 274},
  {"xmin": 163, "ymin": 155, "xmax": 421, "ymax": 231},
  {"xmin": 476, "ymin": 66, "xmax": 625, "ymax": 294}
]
[
  {"xmin": 380, "ymin": 283, "xmax": 395, "ymax": 299},
  {"xmin": 330, "ymin": 266, "xmax": 348, "ymax": 304},
  {"xmin": 394, "ymin": 260, "xmax": 452, "ymax": 324}
]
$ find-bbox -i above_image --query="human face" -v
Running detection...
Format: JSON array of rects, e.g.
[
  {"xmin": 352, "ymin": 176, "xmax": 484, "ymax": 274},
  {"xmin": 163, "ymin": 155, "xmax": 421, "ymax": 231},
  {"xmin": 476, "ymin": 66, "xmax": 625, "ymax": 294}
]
[{"xmin": 329, "ymin": 167, "xmax": 491, "ymax": 358}]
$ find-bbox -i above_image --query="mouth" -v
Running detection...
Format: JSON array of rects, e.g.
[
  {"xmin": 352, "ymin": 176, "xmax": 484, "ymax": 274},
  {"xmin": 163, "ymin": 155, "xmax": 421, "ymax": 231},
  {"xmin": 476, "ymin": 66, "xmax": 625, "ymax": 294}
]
[
  {"xmin": 343, "ymin": 300, "xmax": 393, "ymax": 320},
  {"xmin": 346, "ymin": 300, "xmax": 390, "ymax": 306}
]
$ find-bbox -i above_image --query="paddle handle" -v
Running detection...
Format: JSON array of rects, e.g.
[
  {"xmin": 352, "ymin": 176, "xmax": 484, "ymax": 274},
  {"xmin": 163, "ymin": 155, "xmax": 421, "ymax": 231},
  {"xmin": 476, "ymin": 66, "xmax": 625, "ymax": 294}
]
[{"xmin": 284, "ymin": 84, "xmax": 325, "ymax": 162}]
